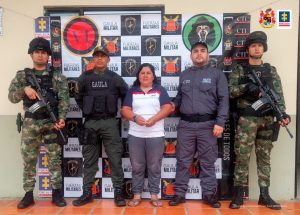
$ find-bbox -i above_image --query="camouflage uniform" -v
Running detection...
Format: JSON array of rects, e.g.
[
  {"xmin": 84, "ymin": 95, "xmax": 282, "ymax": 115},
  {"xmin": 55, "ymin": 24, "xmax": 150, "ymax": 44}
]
[
  {"xmin": 8, "ymin": 69, "xmax": 69, "ymax": 192},
  {"xmin": 229, "ymin": 64, "xmax": 286, "ymax": 187}
]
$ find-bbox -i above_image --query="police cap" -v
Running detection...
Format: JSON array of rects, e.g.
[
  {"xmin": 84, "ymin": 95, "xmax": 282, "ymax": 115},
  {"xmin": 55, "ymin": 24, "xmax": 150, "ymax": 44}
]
[
  {"xmin": 28, "ymin": 37, "xmax": 52, "ymax": 55},
  {"xmin": 92, "ymin": 46, "xmax": 109, "ymax": 57},
  {"xmin": 245, "ymin": 31, "xmax": 268, "ymax": 52},
  {"xmin": 191, "ymin": 41, "xmax": 208, "ymax": 52}
]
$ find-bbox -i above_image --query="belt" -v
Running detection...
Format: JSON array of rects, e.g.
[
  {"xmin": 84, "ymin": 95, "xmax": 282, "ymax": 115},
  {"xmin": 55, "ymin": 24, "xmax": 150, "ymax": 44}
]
[
  {"xmin": 25, "ymin": 111, "xmax": 50, "ymax": 120},
  {"xmin": 86, "ymin": 113, "xmax": 116, "ymax": 120},
  {"xmin": 181, "ymin": 114, "xmax": 216, "ymax": 122}
]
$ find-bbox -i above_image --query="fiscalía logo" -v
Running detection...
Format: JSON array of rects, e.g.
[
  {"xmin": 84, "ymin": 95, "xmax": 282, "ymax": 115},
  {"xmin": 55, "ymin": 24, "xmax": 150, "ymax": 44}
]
[
  {"xmin": 145, "ymin": 37, "xmax": 157, "ymax": 55},
  {"xmin": 162, "ymin": 15, "xmax": 181, "ymax": 32},
  {"xmin": 277, "ymin": 10, "xmax": 292, "ymax": 29},
  {"xmin": 125, "ymin": 58, "xmax": 137, "ymax": 75},
  {"xmin": 67, "ymin": 160, "xmax": 79, "ymax": 176},
  {"xmin": 162, "ymin": 57, "xmax": 180, "ymax": 74},
  {"xmin": 182, "ymin": 14, "xmax": 222, "ymax": 53},
  {"xmin": 103, "ymin": 37, "xmax": 120, "ymax": 55},
  {"xmin": 125, "ymin": 17, "xmax": 137, "ymax": 34},
  {"xmin": 259, "ymin": 8, "xmax": 276, "ymax": 28}
]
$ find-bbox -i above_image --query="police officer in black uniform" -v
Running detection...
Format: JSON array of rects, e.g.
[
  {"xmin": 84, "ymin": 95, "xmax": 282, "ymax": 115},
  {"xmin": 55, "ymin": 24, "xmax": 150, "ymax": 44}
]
[
  {"xmin": 168, "ymin": 42, "xmax": 229, "ymax": 208},
  {"xmin": 72, "ymin": 46, "xmax": 128, "ymax": 207}
]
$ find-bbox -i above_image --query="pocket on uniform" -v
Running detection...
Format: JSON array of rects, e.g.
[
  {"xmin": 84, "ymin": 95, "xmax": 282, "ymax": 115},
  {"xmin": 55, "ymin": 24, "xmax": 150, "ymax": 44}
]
[
  {"xmin": 83, "ymin": 96, "xmax": 94, "ymax": 115},
  {"xmin": 106, "ymin": 95, "xmax": 117, "ymax": 114},
  {"xmin": 181, "ymin": 84, "xmax": 192, "ymax": 93},
  {"xmin": 93, "ymin": 96, "xmax": 106, "ymax": 113},
  {"xmin": 199, "ymin": 84, "xmax": 215, "ymax": 92}
]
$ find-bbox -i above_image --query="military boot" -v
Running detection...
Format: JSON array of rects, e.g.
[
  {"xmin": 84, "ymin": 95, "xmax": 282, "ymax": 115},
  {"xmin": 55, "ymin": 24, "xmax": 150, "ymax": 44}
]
[
  {"xmin": 52, "ymin": 189, "xmax": 67, "ymax": 207},
  {"xmin": 72, "ymin": 189, "xmax": 93, "ymax": 206},
  {"xmin": 168, "ymin": 195, "xmax": 186, "ymax": 206},
  {"xmin": 258, "ymin": 187, "xmax": 281, "ymax": 210},
  {"xmin": 202, "ymin": 193, "xmax": 221, "ymax": 208},
  {"xmin": 114, "ymin": 188, "xmax": 126, "ymax": 207},
  {"xmin": 17, "ymin": 191, "xmax": 34, "ymax": 209},
  {"xmin": 229, "ymin": 186, "xmax": 244, "ymax": 209}
]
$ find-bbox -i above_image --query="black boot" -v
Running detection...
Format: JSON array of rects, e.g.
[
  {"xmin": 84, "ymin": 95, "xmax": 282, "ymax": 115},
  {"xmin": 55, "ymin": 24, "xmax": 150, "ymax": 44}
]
[
  {"xmin": 52, "ymin": 189, "xmax": 67, "ymax": 207},
  {"xmin": 72, "ymin": 189, "xmax": 93, "ymax": 207},
  {"xmin": 202, "ymin": 193, "xmax": 221, "ymax": 208},
  {"xmin": 168, "ymin": 195, "xmax": 186, "ymax": 206},
  {"xmin": 258, "ymin": 187, "xmax": 281, "ymax": 210},
  {"xmin": 17, "ymin": 191, "xmax": 34, "ymax": 209},
  {"xmin": 229, "ymin": 186, "xmax": 244, "ymax": 209},
  {"xmin": 114, "ymin": 188, "xmax": 126, "ymax": 207}
]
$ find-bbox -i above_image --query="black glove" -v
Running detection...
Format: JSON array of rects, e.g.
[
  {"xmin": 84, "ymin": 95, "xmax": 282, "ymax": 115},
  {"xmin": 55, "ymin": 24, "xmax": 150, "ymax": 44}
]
[
  {"xmin": 282, "ymin": 112, "xmax": 291, "ymax": 122},
  {"xmin": 246, "ymin": 82, "xmax": 260, "ymax": 97}
]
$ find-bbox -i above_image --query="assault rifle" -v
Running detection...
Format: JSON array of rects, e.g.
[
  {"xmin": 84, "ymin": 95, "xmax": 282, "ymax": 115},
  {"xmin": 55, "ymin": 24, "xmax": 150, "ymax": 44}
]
[
  {"xmin": 27, "ymin": 70, "xmax": 68, "ymax": 144},
  {"xmin": 248, "ymin": 69, "xmax": 293, "ymax": 138}
]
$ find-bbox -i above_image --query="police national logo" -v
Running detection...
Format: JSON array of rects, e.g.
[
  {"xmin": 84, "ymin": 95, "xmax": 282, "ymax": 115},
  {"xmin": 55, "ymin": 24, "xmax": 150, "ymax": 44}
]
[
  {"xmin": 182, "ymin": 14, "xmax": 222, "ymax": 53},
  {"xmin": 63, "ymin": 16, "xmax": 99, "ymax": 55}
]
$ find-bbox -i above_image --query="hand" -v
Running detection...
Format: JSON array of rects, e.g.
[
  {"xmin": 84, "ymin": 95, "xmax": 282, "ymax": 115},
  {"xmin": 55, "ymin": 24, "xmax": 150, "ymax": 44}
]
[
  {"xmin": 54, "ymin": 119, "xmax": 65, "ymax": 130},
  {"xmin": 213, "ymin": 124, "xmax": 224, "ymax": 137},
  {"xmin": 145, "ymin": 117, "xmax": 156, "ymax": 127},
  {"xmin": 135, "ymin": 115, "xmax": 146, "ymax": 126},
  {"xmin": 278, "ymin": 113, "xmax": 290, "ymax": 126},
  {"xmin": 24, "ymin": 86, "xmax": 40, "ymax": 100},
  {"xmin": 170, "ymin": 102, "xmax": 176, "ymax": 114}
]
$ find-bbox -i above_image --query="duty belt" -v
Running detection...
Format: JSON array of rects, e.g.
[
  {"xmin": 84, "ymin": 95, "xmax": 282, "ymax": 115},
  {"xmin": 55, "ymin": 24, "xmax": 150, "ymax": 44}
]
[
  {"xmin": 181, "ymin": 113, "xmax": 216, "ymax": 122},
  {"xmin": 24, "ymin": 111, "xmax": 50, "ymax": 120}
]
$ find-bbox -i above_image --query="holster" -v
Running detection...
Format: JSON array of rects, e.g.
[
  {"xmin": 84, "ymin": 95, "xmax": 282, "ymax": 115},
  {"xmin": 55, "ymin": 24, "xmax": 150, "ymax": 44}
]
[
  {"xmin": 78, "ymin": 127, "xmax": 98, "ymax": 145},
  {"xmin": 271, "ymin": 123, "xmax": 281, "ymax": 142}
]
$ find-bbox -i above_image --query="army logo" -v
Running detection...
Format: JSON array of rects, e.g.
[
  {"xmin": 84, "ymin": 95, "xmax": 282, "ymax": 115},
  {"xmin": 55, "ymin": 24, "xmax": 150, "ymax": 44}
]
[
  {"xmin": 224, "ymin": 39, "xmax": 232, "ymax": 51},
  {"xmin": 164, "ymin": 139, "xmax": 176, "ymax": 156},
  {"xmin": 189, "ymin": 159, "xmax": 200, "ymax": 178},
  {"xmin": 182, "ymin": 14, "xmax": 222, "ymax": 53},
  {"xmin": 63, "ymin": 16, "xmax": 99, "ymax": 55},
  {"xmin": 223, "ymin": 57, "xmax": 233, "ymax": 66},
  {"xmin": 145, "ymin": 37, "xmax": 157, "ymax": 55},
  {"xmin": 103, "ymin": 158, "xmax": 111, "ymax": 176},
  {"xmin": 66, "ymin": 120, "xmax": 79, "ymax": 137},
  {"xmin": 259, "ymin": 8, "xmax": 275, "ymax": 28},
  {"xmin": 67, "ymin": 160, "xmax": 79, "ymax": 176},
  {"xmin": 103, "ymin": 37, "xmax": 120, "ymax": 55},
  {"xmin": 125, "ymin": 58, "xmax": 137, "ymax": 75},
  {"xmin": 82, "ymin": 57, "xmax": 94, "ymax": 72},
  {"xmin": 162, "ymin": 14, "xmax": 181, "ymax": 34},
  {"xmin": 125, "ymin": 17, "xmax": 137, "ymax": 34},
  {"xmin": 162, "ymin": 57, "xmax": 180, "ymax": 74},
  {"xmin": 162, "ymin": 180, "xmax": 175, "ymax": 197}
]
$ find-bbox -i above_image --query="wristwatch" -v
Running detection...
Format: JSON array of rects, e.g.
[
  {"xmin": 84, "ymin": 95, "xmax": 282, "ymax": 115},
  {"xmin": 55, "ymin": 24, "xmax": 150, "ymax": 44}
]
[{"xmin": 132, "ymin": 114, "xmax": 138, "ymax": 122}]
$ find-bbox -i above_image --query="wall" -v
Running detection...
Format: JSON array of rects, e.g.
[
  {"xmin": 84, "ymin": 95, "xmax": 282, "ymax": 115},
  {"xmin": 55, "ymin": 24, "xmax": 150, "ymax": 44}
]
[{"xmin": 0, "ymin": 0, "xmax": 298, "ymax": 199}]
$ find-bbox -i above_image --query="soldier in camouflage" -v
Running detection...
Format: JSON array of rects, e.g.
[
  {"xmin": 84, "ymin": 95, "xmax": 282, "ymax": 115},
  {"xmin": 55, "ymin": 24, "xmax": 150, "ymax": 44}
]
[
  {"xmin": 8, "ymin": 37, "xmax": 70, "ymax": 209},
  {"xmin": 228, "ymin": 31, "xmax": 290, "ymax": 210}
]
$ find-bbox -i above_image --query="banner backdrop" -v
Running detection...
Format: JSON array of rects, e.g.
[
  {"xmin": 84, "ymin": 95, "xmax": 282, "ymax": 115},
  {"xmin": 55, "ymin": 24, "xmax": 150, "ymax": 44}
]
[{"xmin": 36, "ymin": 11, "xmax": 251, "ymax": 200}]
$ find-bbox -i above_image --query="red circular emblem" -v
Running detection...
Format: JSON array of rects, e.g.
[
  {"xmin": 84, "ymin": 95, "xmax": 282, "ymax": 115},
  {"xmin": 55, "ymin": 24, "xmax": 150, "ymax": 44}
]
[{"xmin": 63, "ymin": 17, "xmax": 99, "ymax": 55}]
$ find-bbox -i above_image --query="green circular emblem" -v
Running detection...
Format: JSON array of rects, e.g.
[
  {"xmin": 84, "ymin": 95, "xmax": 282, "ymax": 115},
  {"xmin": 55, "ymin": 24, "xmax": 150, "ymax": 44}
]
[{"xmin": 182, "ymin": 14, "xmax": 222, "ymax": 53}]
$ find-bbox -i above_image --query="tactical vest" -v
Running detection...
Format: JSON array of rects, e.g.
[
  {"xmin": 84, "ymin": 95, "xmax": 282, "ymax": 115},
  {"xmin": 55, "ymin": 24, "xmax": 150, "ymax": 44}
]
[
  {"xmin": 82, "ymin": 70, "xmax": 119, "ymax": 118},
  {"xmin": 238, "ymin": 63, "xmax": 275, "ymax": 116},
  {"xmin": 23, "ymin": 69, "xmax": 58, "ymax": 116}
]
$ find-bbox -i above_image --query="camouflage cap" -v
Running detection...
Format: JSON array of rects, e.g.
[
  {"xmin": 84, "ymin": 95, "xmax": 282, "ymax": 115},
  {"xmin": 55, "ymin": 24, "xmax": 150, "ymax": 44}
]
[
  {"xmin": 92, "ymin": 46, "xmax": 110, "ymax": 57},
  {"xmin": 191, "ymin": 41, "xmax": 208, "ymax": 52},
  {"xmin": 28, "ymin": 37, "xmax": 52, "ymax": 55},
  {"xmin": 245, "ymin": 31, "xmax": 268, "ymax": 52}
]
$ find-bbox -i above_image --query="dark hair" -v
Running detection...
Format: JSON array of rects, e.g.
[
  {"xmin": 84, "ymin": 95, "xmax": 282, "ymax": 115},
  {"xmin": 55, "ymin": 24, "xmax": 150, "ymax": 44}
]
[{"xmin": 133, "ymin": 63, "xmax": 158, "ymax": 86}]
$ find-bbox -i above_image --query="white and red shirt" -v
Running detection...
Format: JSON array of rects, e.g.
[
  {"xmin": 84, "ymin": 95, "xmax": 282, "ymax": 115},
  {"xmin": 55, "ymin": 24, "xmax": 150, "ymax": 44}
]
[{"xmin": 123, "ymin": 84, "xmax": 171, "ymax": 138}]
